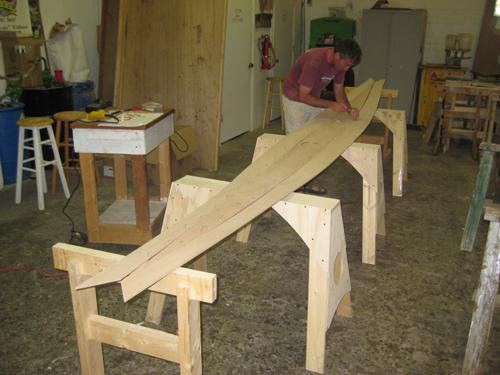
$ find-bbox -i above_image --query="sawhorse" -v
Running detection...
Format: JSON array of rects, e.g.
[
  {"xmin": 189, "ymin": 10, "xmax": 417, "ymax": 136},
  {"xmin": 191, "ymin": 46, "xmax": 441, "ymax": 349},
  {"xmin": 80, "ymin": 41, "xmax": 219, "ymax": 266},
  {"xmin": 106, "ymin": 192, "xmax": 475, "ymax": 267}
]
[
  {"xmin": 53, "ymin": 243, "xmax": 217, "ymax": 375},
  {"xmin": 461, "ymin": 143, "xmax": 500, "ymax": 252},
  {"xmin": 239, "ymin": 133, "xmax": 386, "ymax": 265},
  {"xmin": 147, "ymin": 175, "xmax": 352, "ymax": 374}
]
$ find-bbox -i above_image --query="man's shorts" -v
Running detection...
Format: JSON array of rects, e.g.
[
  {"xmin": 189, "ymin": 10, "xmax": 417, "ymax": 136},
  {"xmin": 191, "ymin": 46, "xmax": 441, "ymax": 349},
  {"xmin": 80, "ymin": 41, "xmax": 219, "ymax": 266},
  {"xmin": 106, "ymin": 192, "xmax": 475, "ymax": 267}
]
[{"xmin": 282, "ymin": 95, "xmax": 324, "ymax": 134}]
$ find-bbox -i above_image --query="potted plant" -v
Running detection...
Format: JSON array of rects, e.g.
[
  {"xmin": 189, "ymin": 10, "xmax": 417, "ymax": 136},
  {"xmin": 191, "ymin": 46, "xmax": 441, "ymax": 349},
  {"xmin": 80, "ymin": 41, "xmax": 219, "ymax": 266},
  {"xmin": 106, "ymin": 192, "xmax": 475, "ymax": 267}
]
[{"xmin": 0, "ymin": 73, "xmax": 24, "ymax": 184}]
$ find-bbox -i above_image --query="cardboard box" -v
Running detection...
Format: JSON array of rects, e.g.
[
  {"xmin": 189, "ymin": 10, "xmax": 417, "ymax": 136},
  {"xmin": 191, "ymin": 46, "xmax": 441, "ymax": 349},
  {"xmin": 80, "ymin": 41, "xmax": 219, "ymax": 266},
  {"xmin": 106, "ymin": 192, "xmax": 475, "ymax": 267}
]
[
  {"xmin": 98, "ymin": 125, "xmax": 197, "ymax": 189},
  {"xmin": 146, "ymin": 124, "xmax": 198, "ymax": 183},
  {"xmin": 169, "ymin": 125, "xmax": 197, "ymax": 180}
]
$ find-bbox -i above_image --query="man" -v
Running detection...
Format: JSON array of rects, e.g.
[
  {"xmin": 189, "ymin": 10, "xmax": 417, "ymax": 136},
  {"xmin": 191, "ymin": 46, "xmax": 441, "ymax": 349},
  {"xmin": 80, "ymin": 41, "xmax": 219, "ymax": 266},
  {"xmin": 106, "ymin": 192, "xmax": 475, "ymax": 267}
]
[
  {"xmin": 282, "ymin": 38, "xmax": 363, "ymax": 135},
  {"xmin": 282, "ymin": 38, "xmax": 362, "ymax": 194}
]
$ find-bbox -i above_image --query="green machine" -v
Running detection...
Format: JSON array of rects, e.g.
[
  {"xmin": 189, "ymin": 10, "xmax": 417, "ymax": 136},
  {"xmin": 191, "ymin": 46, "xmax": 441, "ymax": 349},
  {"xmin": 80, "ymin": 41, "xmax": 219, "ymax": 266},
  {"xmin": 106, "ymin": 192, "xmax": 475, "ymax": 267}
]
[{"xmin": 309, "ymin": 17, "xmax": 356, "ymax": 48}]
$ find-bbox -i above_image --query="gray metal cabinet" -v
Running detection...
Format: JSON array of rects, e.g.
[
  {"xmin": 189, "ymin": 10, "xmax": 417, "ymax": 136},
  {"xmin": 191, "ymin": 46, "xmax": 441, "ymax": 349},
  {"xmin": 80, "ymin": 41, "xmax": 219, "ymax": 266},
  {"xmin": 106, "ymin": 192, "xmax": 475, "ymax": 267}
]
[{"xmin": 358, "ymin": 9, "xmax": 427, "ymax": 122}]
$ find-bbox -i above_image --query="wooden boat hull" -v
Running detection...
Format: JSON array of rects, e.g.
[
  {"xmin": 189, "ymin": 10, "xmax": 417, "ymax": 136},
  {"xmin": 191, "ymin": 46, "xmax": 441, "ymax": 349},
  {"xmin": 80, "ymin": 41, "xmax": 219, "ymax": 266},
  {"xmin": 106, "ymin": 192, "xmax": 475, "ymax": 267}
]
[{"xmin": 78, "ymin": 79, "xmax": 384, "ymax": 302}]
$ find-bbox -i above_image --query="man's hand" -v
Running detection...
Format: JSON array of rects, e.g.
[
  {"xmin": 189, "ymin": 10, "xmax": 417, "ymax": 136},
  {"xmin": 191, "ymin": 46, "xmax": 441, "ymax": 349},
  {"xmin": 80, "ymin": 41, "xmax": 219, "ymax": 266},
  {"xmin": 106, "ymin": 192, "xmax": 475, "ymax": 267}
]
[
  {"xmin": 328, "ymin": 101, "xmax": 348, "ymax": 113},
  {"xmin": 348, "ymin": 107, "xmax": 360, "ymax": 120}
]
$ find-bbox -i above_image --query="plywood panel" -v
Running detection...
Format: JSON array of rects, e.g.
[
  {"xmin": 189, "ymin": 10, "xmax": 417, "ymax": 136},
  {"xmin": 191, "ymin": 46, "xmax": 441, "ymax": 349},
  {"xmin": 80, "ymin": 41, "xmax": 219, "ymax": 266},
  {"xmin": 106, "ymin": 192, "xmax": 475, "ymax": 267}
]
[
  {"xmin": 174, "ymin": 1, "xmax": 227, "ymax": 170},
  {"xmin": 98, "ymin": 0, "xmax": 120, "ymax": 104},
  {"xmin": 114, "ymin": 0, "xmax": 227, "ymax": 171}
]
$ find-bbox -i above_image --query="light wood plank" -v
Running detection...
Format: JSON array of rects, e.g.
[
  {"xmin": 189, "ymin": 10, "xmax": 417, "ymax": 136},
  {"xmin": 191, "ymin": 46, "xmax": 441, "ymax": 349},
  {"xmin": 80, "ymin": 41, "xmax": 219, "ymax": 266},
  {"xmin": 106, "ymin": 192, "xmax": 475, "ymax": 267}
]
[
  {"xmin": 177, "ymin": 286, "xmax": 202, "ymax": 375},
  {"xmin": 79, "ymin": 154, "xmax": 100, "ymax": 241},
  {"xmin": 88, "ymin": 314, "xmax": 180, "ymax": 362},
  {"xmin": 114, "ymin": 0, "xmax": 227, "ymax": 171},
  {"xmin": 78, "ymin": 80, "xmax": 383, "ymax": 301},
  {"xmin": 53, "ymin": 243, "xmax": 216, "ymax": 303},
  {"xmin": 462, "ymin": 220, "xmax": 500, "ymax": 374},
  {"xmin": 67, "ymin": 262, "xmax": 104, "ymax": 375}
]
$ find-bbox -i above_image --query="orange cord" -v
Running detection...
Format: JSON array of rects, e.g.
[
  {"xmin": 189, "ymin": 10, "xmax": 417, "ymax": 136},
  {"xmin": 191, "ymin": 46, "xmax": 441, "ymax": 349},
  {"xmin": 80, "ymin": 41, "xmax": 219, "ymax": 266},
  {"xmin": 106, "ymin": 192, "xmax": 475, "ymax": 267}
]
[{"xmin": 0, "ymin": 265, "xmax": 67, "ymax": 278}]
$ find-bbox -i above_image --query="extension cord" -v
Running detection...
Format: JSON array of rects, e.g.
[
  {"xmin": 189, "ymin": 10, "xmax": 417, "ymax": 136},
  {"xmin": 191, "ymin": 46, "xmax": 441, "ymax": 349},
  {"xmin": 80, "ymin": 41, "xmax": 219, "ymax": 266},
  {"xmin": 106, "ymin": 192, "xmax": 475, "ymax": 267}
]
[{"xmin": 71, "ymin": 231, "xmax": 88, "ymax": 244}]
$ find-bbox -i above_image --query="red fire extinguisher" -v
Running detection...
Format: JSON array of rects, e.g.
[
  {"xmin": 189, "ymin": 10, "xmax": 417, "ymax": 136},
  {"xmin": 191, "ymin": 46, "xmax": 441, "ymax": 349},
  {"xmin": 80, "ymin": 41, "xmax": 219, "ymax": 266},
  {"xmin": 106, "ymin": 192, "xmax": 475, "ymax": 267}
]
[{"xmin": 258, "ymin": 35, "xmax": 276, "ymax": 70}]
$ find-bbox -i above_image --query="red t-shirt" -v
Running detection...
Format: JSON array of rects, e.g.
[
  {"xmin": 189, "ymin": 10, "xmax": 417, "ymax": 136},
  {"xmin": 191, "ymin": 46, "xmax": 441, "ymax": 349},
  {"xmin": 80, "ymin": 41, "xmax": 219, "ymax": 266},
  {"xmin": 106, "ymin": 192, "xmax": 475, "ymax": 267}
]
[{"xmin": 283, "ymin": 48, "xmax": 345, "ymax": 102}]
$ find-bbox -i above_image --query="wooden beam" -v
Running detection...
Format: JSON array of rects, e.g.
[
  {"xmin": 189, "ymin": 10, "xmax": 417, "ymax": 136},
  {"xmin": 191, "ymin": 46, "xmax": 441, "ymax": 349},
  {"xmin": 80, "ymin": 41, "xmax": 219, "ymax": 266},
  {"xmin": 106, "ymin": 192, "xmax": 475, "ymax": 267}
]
[
  {"xmin": 67, "ymin": 262, "xmax": 104, "ymax": 375},
  {"xmin": 460, "ymin": 150, "xmax": 496, "ymax": 251},
  {"xmin": 462, "ymin": 205, "xmax": 500, "ymax": 374},
  {"xmin": 53, "ymin": 243, "xmax": 216, "ymax": 303},
  {"xmin": 88, "ymin": 314, "xmax": 180, "ymax": 362}
]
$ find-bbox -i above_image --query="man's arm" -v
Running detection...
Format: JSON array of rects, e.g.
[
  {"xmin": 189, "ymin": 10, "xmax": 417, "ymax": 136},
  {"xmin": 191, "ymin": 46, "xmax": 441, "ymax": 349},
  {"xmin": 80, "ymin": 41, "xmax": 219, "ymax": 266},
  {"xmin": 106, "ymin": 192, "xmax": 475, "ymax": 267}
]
[
  {"xmin": 334, "ymin": 83, "xmax": 359, "ymax": 120},
  {"xmin": 298, "ymin": 84, "xmax": 348, "ymax": 113}
]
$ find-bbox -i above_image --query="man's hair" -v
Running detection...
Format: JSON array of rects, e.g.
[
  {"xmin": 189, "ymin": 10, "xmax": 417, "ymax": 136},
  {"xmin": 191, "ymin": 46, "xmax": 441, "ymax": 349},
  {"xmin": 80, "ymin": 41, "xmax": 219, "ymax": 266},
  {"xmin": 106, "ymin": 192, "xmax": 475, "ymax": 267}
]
[{"xmin": 334, "ymin": 38, "xmax": 362, "ymax": 66}]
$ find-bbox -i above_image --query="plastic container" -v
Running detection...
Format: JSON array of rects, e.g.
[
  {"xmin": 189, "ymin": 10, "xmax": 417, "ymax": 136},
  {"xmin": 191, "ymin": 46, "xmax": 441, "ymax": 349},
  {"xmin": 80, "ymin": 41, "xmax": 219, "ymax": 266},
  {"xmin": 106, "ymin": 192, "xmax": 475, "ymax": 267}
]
[
  {"xmin": 21, "ymin": 85, "xmax": 73, "ymax": 116},
  {"xmin": 0, "ymin": 103, "xmax": 24, "ymax": 184},
  {"xmin": 71, "ymin": 81, "xmax": 96, "ymax": 111},
  {"xmin": 309, "ymin": 17, "xmax": 356, "ymax": 49}
]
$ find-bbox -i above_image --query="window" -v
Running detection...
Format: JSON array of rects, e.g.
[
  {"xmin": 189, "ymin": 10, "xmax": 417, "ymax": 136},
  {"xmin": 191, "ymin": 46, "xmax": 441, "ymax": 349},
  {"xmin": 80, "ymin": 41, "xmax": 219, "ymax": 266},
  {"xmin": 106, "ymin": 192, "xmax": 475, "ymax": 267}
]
[{"xmin": 496, "ymin": 0, "xmax": 500, "ymax": 16}]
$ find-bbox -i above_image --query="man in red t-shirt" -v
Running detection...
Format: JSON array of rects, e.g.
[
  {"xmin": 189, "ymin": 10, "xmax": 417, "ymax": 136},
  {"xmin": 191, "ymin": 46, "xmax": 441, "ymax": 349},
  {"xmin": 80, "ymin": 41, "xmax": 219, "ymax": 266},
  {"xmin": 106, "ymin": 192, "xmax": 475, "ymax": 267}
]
[{"xmin": 283, "ymin": 39, "xmax": 362, "ymax": 134}]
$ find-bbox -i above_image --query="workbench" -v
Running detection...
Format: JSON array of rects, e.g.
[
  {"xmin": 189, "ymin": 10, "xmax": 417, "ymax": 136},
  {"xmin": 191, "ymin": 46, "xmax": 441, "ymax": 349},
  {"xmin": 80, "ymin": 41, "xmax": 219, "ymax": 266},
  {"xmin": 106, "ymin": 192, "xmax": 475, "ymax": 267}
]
[
  {"xmin": 72, "ymin": 109, "xmax": 174, "ymax": 245},
  {"xmin": 416, "ymin": 64, "xmax": 467, "ymax": 126}
]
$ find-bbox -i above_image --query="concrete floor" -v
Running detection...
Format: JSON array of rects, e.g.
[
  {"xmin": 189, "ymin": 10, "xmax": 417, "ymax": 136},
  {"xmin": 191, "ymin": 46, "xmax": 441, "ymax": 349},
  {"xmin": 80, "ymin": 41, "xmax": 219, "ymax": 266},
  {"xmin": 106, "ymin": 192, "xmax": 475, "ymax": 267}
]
[{"xmin": 0, "ymin": 121, "xmax": 499, "ymax": 374}]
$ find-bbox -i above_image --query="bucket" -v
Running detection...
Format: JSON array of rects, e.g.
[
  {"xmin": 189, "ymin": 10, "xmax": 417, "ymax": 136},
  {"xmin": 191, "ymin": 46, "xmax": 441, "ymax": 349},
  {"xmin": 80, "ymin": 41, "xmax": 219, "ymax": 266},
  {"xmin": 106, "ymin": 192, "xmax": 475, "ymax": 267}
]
[
  {"xmin": 0, "ymin": 103, "xmax": 24, "ymax": 184},
  {"xmin": 71, "ymin": 81, "xmax": 96, "ymax": 111}
]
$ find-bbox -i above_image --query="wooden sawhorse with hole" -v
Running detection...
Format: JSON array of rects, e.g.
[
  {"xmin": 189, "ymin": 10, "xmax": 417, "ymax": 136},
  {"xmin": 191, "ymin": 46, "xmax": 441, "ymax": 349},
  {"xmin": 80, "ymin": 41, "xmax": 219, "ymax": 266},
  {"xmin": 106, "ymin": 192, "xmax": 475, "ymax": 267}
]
[
  {"xmin": 343, "ymin": 92, "xmax": 408, "ymax": 196},
  {"xmin": 238, "ymin": 133, "xmax": 386, "ymax": 265},
  {"xmin": 353, "ymin": 89, "xmax": 400, "ymax": 159},
  {"xmin": 147, "ymin": 175, "xmax": 352, "ymax": 374},
  {"xmin": 52, "ymin": 242, "xmax": 217, "ymax": 375}
]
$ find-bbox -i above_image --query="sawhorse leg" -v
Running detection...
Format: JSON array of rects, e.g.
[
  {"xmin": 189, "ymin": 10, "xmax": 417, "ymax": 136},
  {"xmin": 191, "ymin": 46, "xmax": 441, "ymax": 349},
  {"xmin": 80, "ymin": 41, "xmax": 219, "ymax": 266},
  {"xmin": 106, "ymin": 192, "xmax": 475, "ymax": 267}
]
[
  {"xmin": 374, "ymin": 109, "xmax": 408, "ymax": 197},
  {"xmin": 342, "ymin": 143, "xmax": 386, "ymax": 264},
  {"xmin": 462, "ymin": 204, "xmax": 500, "ymax": 373},
  {"xmin": 461, "ymin": 144, "xmax": 499, "ymax": 252}
]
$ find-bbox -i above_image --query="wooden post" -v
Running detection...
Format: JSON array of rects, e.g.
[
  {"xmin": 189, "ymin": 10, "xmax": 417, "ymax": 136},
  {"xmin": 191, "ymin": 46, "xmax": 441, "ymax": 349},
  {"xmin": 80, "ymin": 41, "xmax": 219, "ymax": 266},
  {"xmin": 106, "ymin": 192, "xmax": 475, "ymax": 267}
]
[
  {"xmin": 145, "ymin": 292, "xmax": 167, "ymax": 325},
  {"xmin": 461, "ymin": 143, "xmax": 499, "ymax": 252},
  {"xmin": 343, "ymin": 143, "xmax": 386, "ymax": 264},
  {"xmin": 131, "ymin": 155, "xmax": 150, "ymax": 231},
  {"xmin": 113, "ymin": 155, "xmax": 128, "ymax": 199},
  {"xmin": 79, "ymin": 153, "xmax": 100, "ymax": 241},
  {"xmin": 462, "ymin": 204, "xmax": 500, "ymax": 374},
  {"xmin": 67, "ymin": 261, "xmax": 105, "ymax": 375},
  {"xmin": 261, "ymin": 79, "xmax": 273, "ymax": 129},
  {"xmin": 158, "ymin": 140, "xmax": 172, "ymax": 199},
  {"xmin": 278, "ymin": 78, "xmax": 285, "ymax": 130},
  {"xmin": 374, "ymin": 108, "xmax": 408, "ymax": 197},
  {"xmin": 177, "ymin": 285, "xmax": 202, "ymax": 375}
]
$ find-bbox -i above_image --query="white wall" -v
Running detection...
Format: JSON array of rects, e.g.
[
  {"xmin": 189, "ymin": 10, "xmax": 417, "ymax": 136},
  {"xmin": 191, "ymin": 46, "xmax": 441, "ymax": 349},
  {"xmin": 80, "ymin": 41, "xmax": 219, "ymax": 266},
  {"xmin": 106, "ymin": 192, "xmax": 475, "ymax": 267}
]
[
  {"xmin": 39, "ymin": 0, "xmax": 100, "ymax": 86},
  {"xmin": 304, "ymin": 0, "xmax": 487, "ymax": 69},
  {"xmin": 251, "ymin": 0, "xmax": 299, "ymax": 130},
  {"xmin": 0, "ymin": 0, "xmax": 100, "ymax": 96}
]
